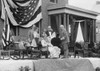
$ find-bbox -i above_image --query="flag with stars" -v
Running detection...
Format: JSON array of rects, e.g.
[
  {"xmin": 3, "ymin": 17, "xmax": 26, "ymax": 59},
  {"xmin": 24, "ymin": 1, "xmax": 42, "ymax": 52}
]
[
  {"xmin": 1, "ymin": 0, "xmax": 42, "ymax": 27},
  {"xmin": 1, "ymin": 11, "xmax": 10, "ymax": 48}
]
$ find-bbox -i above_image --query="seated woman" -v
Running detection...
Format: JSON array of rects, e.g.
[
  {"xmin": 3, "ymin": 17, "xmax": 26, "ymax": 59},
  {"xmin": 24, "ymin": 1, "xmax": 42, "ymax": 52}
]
[
  {"xmin": 91, "ymin": 43, "xmax": 100, "ymax": 56},
  {"xmin": 40, "ymin": 30, "xmax": 61, "ymax": 58},
  {"xmin": 18, "ymin": 40, "xmax": 26, "ymax": 50},
  {"xmin": 40, "ymin": 31, "xmax": 51, "ymax": 58},
  {"xmin": 27, "ymin": 25, "xmax": 38, "ymax": 49},
  {"xmin": 48, "ymin": 46, "xmax": 61, "ymax": 58},
  {"xmin": 51, "ymin": 34, "xmax": 62, "ymax": 56}
]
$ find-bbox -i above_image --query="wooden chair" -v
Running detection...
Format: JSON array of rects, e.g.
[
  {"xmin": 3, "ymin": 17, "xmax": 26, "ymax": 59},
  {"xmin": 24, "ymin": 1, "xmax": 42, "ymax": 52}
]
[
  {"xmin": 10, "ymin": 36, "xmax": 41, "ymax": 59},
  {"xmin": 8, "ymin": 36, "xmax": 25, "ymax": 59},
  {"xmin": 68, "ymin": 42, "xmax": 75, "ymax": 57},
  {"xmin": 24, "ymin": 46, "xmax": 41, "ymax": 59},
  {"xmin": 0, "ymin": 50, "xmax": 11, "ymax": 60},
  {"xmin": 74, "ymin": 42, "xmax": 84, "ymax": 58},
  {"xmin": 0, "ymin": 40, "xmax": 16, "ymax": 60}
]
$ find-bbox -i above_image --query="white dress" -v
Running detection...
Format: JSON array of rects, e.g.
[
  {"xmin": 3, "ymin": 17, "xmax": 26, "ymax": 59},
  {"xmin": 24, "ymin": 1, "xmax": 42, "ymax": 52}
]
[{"xmin": 48, "ymin": 46, "xmax": 61, "ymax": 58}]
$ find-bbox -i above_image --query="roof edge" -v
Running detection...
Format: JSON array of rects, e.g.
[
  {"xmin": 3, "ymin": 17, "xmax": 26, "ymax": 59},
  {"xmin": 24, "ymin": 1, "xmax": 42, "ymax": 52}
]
[{"xmin": 47, "ymin": 4, "xmax": 100, "ymax": 16}]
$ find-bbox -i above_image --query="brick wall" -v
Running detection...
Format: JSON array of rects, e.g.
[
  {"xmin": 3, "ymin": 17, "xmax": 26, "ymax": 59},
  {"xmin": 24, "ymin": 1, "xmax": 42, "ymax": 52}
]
[
  {"xmin": 41, "ymin": 0, "xmax": 50, "ymax": 31},
  {"xmin": 18, "ymin": 0, "xmax": 50, "ymax": 36},
  {"xmin": 0, "ymin": 19, "xmax": 3, "ymax": 39},
  {"xmin": 0, "ymin": 0, "xmax": 69, "ymax": 37},
  {"xmin": 41, "ymin": 0, "xmax": 68, "ymax": 31}
]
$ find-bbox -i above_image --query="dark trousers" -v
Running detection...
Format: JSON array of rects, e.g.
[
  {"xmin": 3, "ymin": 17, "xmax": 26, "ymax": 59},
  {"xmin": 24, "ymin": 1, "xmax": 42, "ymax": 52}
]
[{"xmin": 62, "ymin": 43, "xmax": 69, "ymax": 58}]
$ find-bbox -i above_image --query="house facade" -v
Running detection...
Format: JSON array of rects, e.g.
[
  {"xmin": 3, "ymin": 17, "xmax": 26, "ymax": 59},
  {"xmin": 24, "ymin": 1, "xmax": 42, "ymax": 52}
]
[{"xmin": 0, "ymin": 0, "xmax": 99, "ymax": 43}]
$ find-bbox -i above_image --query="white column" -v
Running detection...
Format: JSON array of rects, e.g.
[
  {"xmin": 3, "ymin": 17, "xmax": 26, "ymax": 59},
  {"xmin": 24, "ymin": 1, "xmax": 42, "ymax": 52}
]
[
  {"xmin": 48, "ymin": 15, "xmax": 51, "ymax": 26},
  {"xmin": 55, "ymin": 15, "xmax": 59, "ymax": 33},
  {"xmin": 58, "ymin": 14, "xmax": 61, "ymax": 26},
  {"xmin": 63, "ymin": 13, "xmax": 66, "ymax": 29},
  {"xmin": 94, "ymin": 20, "xmax": 96, "ymax": 42},
  {"xmin": 84, "ymin": 20, "xmax": 87, "ymax": 42},
  {"xmin": 67, "ymin": 14, "xmax": 69, "ymax": 33},
  {"xmin": 66, "ymin": 14, "xmax": 70, "ymax": 42},
  {"xmin": 93, "ymin": 19, "xmax": 96, "ymax": 42}
]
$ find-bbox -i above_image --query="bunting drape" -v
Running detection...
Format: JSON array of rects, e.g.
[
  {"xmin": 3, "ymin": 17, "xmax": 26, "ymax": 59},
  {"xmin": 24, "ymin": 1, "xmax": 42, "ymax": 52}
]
[
  {"xmin": 1, "ymin": 0, "xmax": 42, "ymax": 28},
  {"xmin": 1, "ymin": 0, "xmax": 42, "ymax": 47}
]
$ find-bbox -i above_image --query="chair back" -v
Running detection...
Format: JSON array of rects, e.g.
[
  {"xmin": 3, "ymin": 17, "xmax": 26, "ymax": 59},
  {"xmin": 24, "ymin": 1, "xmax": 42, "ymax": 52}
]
[
  {"xmin": 13, "ymin": 36, "xmax": 21, "ymax": 42},
  {"xmin": 11, "ymin": 36, "xmax": 27, "ymax": 50},
  {"xmin": 75, "ymin": 42, "xmax": 82, "ymax": 49}
]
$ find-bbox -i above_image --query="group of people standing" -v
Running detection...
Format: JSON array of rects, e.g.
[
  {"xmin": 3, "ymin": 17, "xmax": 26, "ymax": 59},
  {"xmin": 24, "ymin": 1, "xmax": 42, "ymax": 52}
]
[
  {"xmin": 27, "ymin": 24, "xmax": 69, "ymax": 58},
  {"xmin": 28, "ymin": 25, "xmax": 39, "ymax": 47}
]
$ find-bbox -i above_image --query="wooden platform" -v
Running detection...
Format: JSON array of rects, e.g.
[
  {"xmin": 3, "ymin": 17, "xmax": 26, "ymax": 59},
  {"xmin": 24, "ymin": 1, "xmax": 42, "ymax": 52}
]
[{"xmin": 0, "ymin": 58, "xmax": 100, "ymax": 71}]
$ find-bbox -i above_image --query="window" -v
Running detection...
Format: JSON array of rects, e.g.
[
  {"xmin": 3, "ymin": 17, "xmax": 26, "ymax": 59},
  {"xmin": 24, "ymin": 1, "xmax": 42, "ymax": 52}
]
[{"xmin": 50, "ymin": 0, "xmax": 58, "ymax": 3}]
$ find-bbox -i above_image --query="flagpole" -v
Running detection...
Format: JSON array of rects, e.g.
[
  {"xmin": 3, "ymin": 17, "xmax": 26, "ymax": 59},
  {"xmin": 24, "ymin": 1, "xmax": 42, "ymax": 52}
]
[
  {"xmin": 2, "ymin": 8, "xmax": 10, "ymax": 48},
  {"xmin": 2, "ymin": 10, "xmax": 8, "ymax": 47},
  {"xmin": 5, "ymin": 10, "xmax": 9, "ymax": 45},
  {"xmin": 39, "ymin": 20, "xmax": 42, "ymax": 37}
]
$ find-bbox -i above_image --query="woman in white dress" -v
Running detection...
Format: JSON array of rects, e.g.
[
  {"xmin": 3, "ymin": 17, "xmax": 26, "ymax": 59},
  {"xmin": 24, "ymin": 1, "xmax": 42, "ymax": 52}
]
[
  {"xmin": 28, "ymin": 25, "xmax": 37, "ymax": 48},
  {"xmin": 41, "ymin": 29, "xmax": 61, "ymax": 58}
]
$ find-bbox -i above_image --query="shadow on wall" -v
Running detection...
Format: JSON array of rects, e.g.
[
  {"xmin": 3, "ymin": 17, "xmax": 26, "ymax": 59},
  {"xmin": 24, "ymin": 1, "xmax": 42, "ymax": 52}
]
[
  {"xmin": 0, "ymin": 19, "xmax": 3, "ymax": 39},
  {"xmin": 0, "ymin": 39, "xmax": 3, "ymax": 50}
]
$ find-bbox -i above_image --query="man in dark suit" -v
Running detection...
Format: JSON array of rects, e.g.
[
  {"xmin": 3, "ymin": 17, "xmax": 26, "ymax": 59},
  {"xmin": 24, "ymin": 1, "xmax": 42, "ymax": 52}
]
[
  {"xmin": 45, "ymin": 26, "xmax": 54, "ymax": 37},
  {"xmin": 59, "ymin": 25, "xmax": 69, "ymax": 58}
]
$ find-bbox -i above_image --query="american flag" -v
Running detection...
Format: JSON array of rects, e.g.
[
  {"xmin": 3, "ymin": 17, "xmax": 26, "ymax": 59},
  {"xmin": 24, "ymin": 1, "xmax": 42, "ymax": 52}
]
[
  {"xmin": 1, "ymin": 11, "xmax": 10, "ymax": 48},
  {"xmin": 1, "ymin": 0, "xmax": 42, "ymax": 27},
  {"xmin": 1, "ymin": 0, "xmax": 42, "ymax": 47}
]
